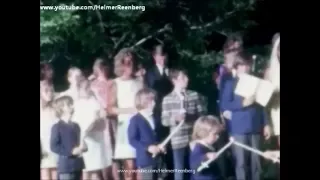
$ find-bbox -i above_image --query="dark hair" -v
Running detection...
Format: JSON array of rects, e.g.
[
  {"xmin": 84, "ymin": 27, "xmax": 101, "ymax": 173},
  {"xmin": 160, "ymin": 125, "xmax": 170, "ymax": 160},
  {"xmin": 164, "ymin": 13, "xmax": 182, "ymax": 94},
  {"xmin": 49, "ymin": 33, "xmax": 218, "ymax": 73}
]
[
  {"xmin": 40, "ymin": 62, "xmax": 52, "ymax": 80},
  {"xmin": 233, "ymin": 51, "xmax": 253, "ymax": 69},
  {"xmin": 223, "ymin": 34, "xmax": 243, "ymax": 54},
  {"xmin": 93, "ymin": 57, "xmax": 110, "ymax": 77},
  {"xmin": 212, "ymin": 64, "xmax": 221, "ymax": 75},
  {"xmin": 152, "ymin": 44, "xmax": 168, "ymax": 56},
  {"xmin": 169, "ymin": 68, "xmax": 187, "ymax": 81}
]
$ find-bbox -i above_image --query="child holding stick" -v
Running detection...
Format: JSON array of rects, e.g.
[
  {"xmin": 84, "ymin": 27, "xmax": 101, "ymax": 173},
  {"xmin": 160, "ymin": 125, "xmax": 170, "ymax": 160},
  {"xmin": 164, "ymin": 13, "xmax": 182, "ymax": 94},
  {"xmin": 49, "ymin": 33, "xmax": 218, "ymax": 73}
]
[
  {"xmin": 128, "ymin": 88, "xmax": 165, "ymax": 180},
  {"xmin": 189, "ymin": 115, "xmax": 223, "ymax": 180},
  {"xmin": 161, "ymin": 68, "xmax": 206, "ymax": 180}
]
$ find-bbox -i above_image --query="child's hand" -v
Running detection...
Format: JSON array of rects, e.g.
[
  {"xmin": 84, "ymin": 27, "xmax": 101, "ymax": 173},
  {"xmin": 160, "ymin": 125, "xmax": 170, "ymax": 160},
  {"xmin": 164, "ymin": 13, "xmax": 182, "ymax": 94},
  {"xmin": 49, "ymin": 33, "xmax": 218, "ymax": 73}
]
[
  {"xmin": 243, "ymin": 96, "xmax": 255, "ymax": 107},
  {"xmin": 222, "ymin": 110, "xmax": 232, "ymax": 119},
  {"xmin": 148, "ymin": 145, "xmax": 160, "ymax": 155},
  {"xmin": 206, "ymin": 152, "xmax": 217, "ymax": 160},
  {"xmin": 72, "ymin": 147, "xmax": 83, "ymax": 156},
  {"xmin": 41, "ymin": 151, "xmax": 48, "ymax": 159},
  {"xmin": 80, "ymin": 142, "xmax": 88, "ymax": 153},
  {"xmin": 175, "ymin": 114, "xmax": 185, "ymax": 122},
  {"xmin": 263, "ymin": 125, "xmax": 271, "ymax": 140},
  {"xmin": 263, "ymin": 151, "xmax": 280, "ymax": 163},
  {"xmin": 158, "ymin": 145, "xmax": 166, "ymax": 154}
]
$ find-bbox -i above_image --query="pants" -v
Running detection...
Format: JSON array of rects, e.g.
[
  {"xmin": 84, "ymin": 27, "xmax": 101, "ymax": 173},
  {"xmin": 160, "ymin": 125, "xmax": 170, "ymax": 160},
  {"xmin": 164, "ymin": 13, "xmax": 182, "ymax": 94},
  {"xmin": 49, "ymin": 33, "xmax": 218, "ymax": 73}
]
[
  {"xmin": 58, "ymin": 171, "xmax": 82, "ymax": 180},
  {"xmin": 232, "ymin": 134, "xmax": 261, "ymax": 180},
  {"xmin": 172, "ymin": 147, "xmax": 190, "ymax": 180}
]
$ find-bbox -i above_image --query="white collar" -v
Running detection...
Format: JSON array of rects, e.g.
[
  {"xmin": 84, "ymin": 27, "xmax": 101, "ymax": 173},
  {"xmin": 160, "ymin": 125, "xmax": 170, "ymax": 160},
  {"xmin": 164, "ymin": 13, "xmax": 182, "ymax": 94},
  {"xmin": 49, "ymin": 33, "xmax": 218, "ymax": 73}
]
[{"xmin": 139, "ymin": 109, "xmax": 153, "ymax": 118}]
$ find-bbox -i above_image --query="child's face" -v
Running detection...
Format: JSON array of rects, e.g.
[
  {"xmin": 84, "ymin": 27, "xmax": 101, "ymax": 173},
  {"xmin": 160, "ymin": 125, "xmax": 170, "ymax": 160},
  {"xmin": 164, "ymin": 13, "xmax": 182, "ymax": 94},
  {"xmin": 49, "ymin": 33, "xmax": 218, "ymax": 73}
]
[
  {"xmin": 79, "ymin": 82, "xmax": 91, "ymax": 98},
  {"xmin": 206, "ymin": 129, "xmax": 219, "ymax": 144},
  {"xmin": 62, "ymin": 103, "xmax": 74, "ymax": 116},
  {"xmin": 147, "ymin": 99, "xmax": 156, "ymax": 110},
  {"xmin": 236, "ymin": 64, "xmax": 251, "ymax": 75},
  {"xmin": 41, "ymin": 85, "xmax": 54, "ymax": 102},
  {"xmin": 68, "ymin": 70, "xmax": 83, "ymax": 87},
  {"xmin": 224, "ymin": 52, "xmax": 236, "ymax": 70},
  {"xmin": 173, "ymin": 72, "xmax": 189, "ymax": 89}
]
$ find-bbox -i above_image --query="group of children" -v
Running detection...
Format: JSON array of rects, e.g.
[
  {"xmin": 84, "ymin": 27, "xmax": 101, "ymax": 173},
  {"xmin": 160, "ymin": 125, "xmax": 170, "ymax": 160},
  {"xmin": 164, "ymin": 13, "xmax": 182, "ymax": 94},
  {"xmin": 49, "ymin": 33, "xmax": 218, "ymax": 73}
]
[{"xmin": 40, "ymin": 34, "xmax": 280, "ymax": 180}]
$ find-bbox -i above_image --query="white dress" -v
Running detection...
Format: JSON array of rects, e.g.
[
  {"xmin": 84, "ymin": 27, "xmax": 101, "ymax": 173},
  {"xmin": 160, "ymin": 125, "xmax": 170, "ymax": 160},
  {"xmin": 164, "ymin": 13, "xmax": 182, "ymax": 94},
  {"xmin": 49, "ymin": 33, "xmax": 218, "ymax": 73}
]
[
  {"xmin": 114, "ymin": 78, "xmax": 143, "ymax": 159},
  {"xmin": 72, "ymin": 97, "xmax": 111, "ymax": 171},
  {"xmin": 40, "ymin": 108, "xmax": 58, "ymax": 169}
]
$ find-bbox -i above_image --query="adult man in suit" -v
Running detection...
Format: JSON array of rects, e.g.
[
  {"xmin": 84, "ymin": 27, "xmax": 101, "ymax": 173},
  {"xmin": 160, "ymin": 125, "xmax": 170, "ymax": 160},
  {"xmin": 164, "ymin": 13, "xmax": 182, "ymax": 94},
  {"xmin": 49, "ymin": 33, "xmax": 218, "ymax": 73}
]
[
  {"xmin": 144, "ymin": 44, "xmax": 173, "ymax": 180},
  {"xmin": 145, "ymin": 45, "xmax": 173, "ymax": 121}
]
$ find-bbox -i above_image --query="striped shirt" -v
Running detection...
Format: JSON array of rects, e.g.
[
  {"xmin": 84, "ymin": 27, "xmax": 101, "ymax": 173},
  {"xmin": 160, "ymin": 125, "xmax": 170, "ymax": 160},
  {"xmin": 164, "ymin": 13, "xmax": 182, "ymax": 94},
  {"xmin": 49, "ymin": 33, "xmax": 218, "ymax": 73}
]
[{"xmin": 161, "ymin": 90, "xmax": 206, "ymax": 149}]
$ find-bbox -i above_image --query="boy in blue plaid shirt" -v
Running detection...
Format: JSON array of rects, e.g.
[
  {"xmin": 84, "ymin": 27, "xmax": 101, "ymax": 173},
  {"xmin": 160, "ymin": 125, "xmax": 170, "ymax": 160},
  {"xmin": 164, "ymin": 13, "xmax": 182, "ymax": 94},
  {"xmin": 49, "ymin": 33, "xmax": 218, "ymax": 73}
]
[{"xmin": 161, "ymin": 68, "xmax": 206, "ymax": 180}]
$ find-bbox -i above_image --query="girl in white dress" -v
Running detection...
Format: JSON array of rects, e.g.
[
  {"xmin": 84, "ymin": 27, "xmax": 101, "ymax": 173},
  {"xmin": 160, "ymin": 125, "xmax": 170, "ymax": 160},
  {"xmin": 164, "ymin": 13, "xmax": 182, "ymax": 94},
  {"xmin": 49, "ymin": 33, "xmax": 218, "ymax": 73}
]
[
  {"xmin": 90, "ymin": 59, "xmax": 115, "ymax": 180},
  {"xmin": 40, "ymin": 81, "xmax": 58, "ymax": 180},
  {"xmin": 107, "ymin": 48, "xmax": 143, "ymax": 180},
  {"xmin": 72, "ymin": 79, "xmax": 110, "ymax": 180}
]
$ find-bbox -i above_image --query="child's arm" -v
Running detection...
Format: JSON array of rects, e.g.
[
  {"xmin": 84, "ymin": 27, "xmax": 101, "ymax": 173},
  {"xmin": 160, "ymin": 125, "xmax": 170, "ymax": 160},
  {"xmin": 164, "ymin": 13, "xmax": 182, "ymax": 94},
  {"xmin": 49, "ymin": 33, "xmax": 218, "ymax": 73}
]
[
  {"xmin": 220, "ymin": 79, "xmax": 244, "ymax": 111},
  {"xmin": 190, "ymin": 149, "xmax": 212, "ymax": 174},
  {"xmin": 50, "ymin": 124, "xmax": 73, "ymax": 156},
  {"xmin": 128, "ymin": 117, "xmax": 150, "ymax": 151}
]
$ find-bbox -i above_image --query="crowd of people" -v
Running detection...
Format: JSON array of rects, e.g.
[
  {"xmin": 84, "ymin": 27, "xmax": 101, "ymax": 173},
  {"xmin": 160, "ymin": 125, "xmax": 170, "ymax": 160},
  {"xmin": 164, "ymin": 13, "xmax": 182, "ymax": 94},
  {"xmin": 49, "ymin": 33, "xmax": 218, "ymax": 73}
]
[{"xmin": 40, "ymin": 33, "xmax": 280, "ymax": 180}]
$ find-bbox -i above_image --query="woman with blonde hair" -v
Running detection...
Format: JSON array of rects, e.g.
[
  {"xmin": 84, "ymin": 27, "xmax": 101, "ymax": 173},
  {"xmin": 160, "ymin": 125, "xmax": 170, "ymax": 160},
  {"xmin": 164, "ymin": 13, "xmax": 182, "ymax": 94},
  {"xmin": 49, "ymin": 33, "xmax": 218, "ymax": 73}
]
[
  {"xmin": 107, "ymin": 48, "xmax": 143, "ymax": 180},
  {"xmin": 72, "ymin": 79, "xmax": 110, "ymax": 180},
  {"xmin": 40, "ymin": 81, "xmax": 58, "ymax": 180}
]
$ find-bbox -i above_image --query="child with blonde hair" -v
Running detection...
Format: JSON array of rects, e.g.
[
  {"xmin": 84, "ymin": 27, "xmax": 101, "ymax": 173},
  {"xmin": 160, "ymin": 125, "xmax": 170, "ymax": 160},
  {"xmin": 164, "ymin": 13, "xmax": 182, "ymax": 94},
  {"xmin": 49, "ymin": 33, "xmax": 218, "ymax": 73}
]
[
  {"xmin": 72, "ymin": 79, "xmax": 111, "ymax": 180},
  {"xmin": 189, "ymin": 115, "xmax": 222, "ymax": 180},
  {"xmin": 40, "ymin": 81, "xmax": 58, "ymax": 180},
  {"xmin": 50, "ymin": 96, "xmax": 85, "ymax": 180},
  {"xmin": 128, "ymin": 88, "xmax": 165, "ymax": 180}
]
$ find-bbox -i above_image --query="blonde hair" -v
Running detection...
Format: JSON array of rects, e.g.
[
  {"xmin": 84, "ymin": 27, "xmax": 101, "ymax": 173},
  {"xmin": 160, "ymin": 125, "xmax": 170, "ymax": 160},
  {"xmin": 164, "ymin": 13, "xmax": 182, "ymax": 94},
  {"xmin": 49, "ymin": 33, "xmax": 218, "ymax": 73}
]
[
  {"xmin": 135, "ymin": 88, "xmax": 156, "ymax": 110},
  {"xmin": 53, "ymin": 96, "xmax": 74, "ymax": 118},
  {"xmin": 192, "ymin": 115, "xmax": 222, "ymax": 141},
  {"xmin": 266, "ymin": 35, "xmax": 280, "ymax": 91},
  {"xmin": 114, "ymin": 48, "xmax": 134, "ymax": 77}
]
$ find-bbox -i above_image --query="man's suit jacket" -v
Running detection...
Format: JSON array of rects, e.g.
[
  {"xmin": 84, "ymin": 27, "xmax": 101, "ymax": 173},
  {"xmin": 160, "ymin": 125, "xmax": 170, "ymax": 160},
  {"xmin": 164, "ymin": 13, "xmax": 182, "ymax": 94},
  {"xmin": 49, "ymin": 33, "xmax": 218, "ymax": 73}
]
[{"xmin": 145, "ymin": 65, "xmax": 173, "ymax": 140}]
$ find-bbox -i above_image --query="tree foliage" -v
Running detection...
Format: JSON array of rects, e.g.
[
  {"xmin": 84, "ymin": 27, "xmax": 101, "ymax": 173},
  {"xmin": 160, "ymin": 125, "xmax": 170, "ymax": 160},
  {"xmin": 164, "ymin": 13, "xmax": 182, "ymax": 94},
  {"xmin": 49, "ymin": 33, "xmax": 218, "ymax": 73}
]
[{"xmin": 40, "ymin": 0, "xmax": 269, "ymax": 92}]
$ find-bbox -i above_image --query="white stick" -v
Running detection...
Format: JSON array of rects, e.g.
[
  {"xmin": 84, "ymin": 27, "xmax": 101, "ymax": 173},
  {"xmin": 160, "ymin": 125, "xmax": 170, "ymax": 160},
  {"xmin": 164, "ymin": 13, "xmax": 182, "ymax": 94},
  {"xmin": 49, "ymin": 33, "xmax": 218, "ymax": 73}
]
[
  {"xmin": 152, "ymin": 120, "xmax": 185, "ymax": 158},
  {"xmin": 233, "ymin": 140, "xmax": 280, "ymax": 164},
  {"xmin": 197, "ymin": 139, "xmax": 234, "ymax": 172},
  {"xmin": 161, "ymin": 120, "xmax": 185, "ymax": 147}
]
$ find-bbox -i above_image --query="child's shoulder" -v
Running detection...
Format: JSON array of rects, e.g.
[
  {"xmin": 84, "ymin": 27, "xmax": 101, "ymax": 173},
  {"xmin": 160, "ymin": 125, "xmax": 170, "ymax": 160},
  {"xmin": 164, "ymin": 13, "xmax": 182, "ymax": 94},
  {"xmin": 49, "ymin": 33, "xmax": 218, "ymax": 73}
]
[
  {"xmin": 190, "ymin": 141, "xmax": 213, "ymax": 154},
  {"xmin": 130, "ymin": 113, "xmax": 144, "ymax": 122}
]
